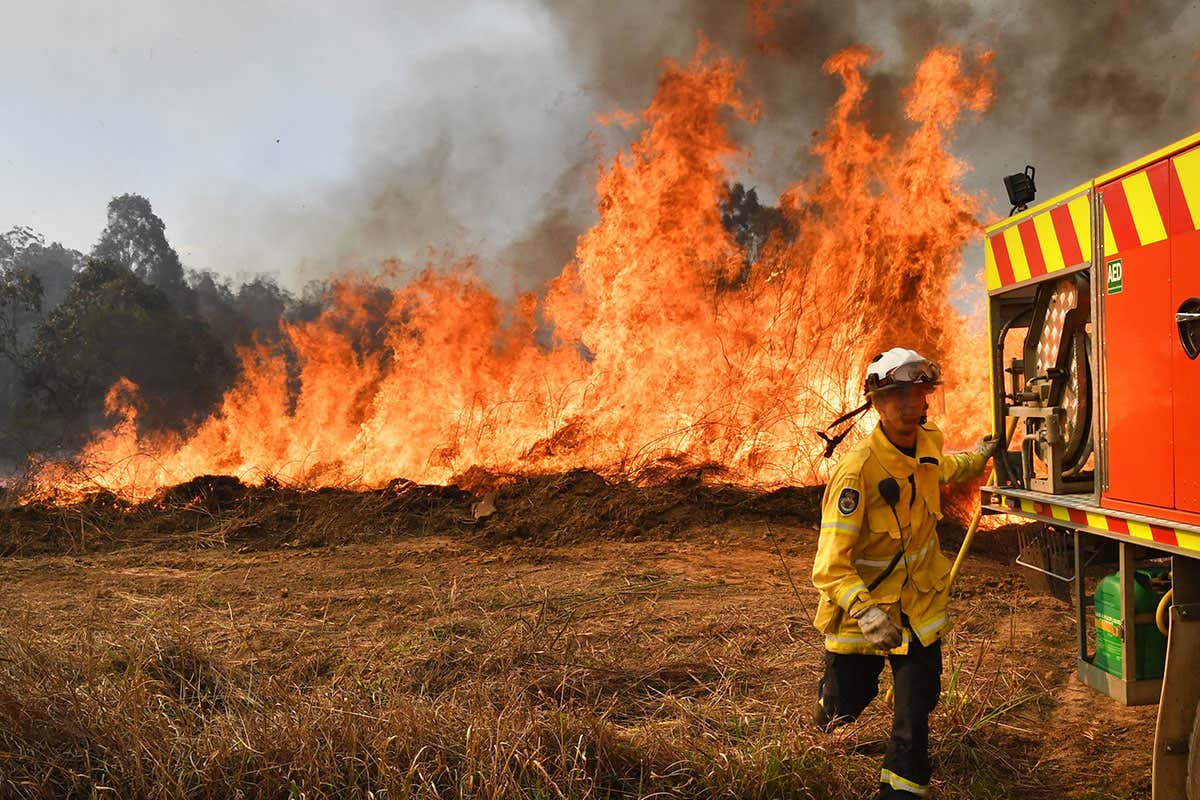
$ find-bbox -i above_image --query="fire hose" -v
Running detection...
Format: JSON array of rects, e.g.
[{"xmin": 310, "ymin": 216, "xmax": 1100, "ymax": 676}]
[{"xmin": 1157, "ymin": 589, "xmax": 1173, "ymax": 637}]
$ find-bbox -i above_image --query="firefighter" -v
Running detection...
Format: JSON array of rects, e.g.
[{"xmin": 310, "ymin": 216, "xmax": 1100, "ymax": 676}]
[{"xmin": 811, "ymin": 347, "xmax": 997, "ymax": 799}]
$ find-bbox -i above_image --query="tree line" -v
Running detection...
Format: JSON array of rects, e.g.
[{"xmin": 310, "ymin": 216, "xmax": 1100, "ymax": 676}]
[{"xmin": 0, "ymin": 194, "xmax": 326, "ymax": 468}]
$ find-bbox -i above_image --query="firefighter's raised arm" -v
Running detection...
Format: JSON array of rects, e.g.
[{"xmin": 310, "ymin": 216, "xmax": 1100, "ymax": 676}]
[{"xmin": 939, "ymin": 434, "xmax": 997, "ymax": 484}]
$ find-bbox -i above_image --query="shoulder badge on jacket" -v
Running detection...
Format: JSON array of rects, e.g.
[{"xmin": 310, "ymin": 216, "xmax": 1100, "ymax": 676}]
[{"xmin": 837, "ymin": 487, "xmax": 860, "ymax": 515}]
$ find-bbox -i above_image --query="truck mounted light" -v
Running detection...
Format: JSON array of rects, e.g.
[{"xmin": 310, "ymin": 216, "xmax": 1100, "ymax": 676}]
[{"xmin": 1004, "ymin": 165, "xmax": 1037, "ymax": 215}]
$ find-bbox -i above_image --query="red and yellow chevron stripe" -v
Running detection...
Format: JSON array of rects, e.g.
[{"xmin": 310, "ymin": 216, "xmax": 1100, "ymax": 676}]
[
  {"xmin": 1168, "ymin": 144, "xmax": 1200, "ymax": 230},
  {"xmin": 988, "ymin": 493, "xmax": 1200, "ymax": 556},
  {"xmin": 984, "ymin": 186, "xmax": 1091, "ymax": 292},
  {"xmin": 985, "ymin": 131, "xmax": 1200, "ymax": 294},
  {"xmin": 1100, "ymin": 161, "xmax": 1170, "ymax": 255},
  {"xmin": 1101, "ymin": 147, "xmax": 1200, "ymax": 255}
]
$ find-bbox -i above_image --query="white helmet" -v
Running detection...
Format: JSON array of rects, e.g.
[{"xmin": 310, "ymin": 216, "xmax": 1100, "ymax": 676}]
[
  {"xmin": 820, "ymin": 347, "xmax": 944, "ymax": 458},
  {"xmin": 864, "ymin": 347, "xmax": 942, "ymax": 396}
]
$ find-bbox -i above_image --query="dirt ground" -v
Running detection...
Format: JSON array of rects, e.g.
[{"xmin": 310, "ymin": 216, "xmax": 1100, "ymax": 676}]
[{"xmin": 0, "ymin": 493, "xmax": 1158, "ymax": 799}]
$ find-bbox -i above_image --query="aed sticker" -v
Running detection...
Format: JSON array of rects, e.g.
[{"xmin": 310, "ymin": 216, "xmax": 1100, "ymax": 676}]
[
  {"xmin": 837, "ymin": 487, "xmax": 860, "ymax": 515},
  {"xmin": 1106, "ymin": 258, "xmax": 1123, "ymax": 295}
]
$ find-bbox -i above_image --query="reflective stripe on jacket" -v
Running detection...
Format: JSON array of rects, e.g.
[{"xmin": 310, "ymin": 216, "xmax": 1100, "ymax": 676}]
[{"xmin": 811, "ymin": 422, "xmax": 985, "ymax": 655}]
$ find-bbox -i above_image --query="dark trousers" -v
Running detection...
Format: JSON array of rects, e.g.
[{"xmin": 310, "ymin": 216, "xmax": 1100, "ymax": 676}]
[{"xmin": 816, "ymin": 636, "xmax": 942, "ymax": 799}]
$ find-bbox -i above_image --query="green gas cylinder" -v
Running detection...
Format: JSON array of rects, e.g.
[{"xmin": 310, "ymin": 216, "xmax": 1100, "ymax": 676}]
[{"xmin": 1093, "ymin": 566, "xmax": 1169, "ymax": 680}]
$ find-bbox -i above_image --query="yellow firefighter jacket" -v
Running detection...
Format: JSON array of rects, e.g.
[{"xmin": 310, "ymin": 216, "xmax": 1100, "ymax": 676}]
[{"xmin": 811, "ymin": 422, "xmax": 985, "ymax": 655}]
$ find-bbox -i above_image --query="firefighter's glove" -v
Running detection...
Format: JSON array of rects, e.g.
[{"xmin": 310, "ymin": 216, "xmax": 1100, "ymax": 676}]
[
  {"xmin": 972, "ymin": 434, "xmax": 999, "ymax": 460},
  {"xmin": 854, "ymin": 605, "xmax": 903, "ymax": 650}
]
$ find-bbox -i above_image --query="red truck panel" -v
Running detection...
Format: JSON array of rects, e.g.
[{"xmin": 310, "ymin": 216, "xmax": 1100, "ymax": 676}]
[
  {"xmin": 1171, "ymin": 151, "xmax": 1200, "ymax": 513},
  {"xmin": 1101, "ymin": 160, "xmax": 1176, "ymax": 510}
]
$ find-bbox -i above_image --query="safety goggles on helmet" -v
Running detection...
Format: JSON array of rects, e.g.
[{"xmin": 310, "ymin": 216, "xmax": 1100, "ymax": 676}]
[
  {"xmin": 864, "ymin": 355, "xmax": 942, "ymax": 395},
  {"xmin": 820, "ymin": 348, "xmax": 942, "ymax": 459}
]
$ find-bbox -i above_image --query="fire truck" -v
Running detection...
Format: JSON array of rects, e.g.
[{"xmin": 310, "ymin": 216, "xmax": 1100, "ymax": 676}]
[{"xmin": 980, "ymin": 131, "xmax": 1200, "ymax": 798}]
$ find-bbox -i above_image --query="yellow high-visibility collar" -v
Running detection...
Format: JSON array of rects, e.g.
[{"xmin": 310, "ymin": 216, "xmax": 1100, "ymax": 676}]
[{"xmin": 866, "ymin": 423, "xmax": 940, "ymax": 477}]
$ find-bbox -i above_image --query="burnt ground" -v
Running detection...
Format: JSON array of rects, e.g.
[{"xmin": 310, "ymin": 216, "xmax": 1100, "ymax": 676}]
[{"xmin": 0, "ymin": 472, "xmax": 1156, "ymax": 799}]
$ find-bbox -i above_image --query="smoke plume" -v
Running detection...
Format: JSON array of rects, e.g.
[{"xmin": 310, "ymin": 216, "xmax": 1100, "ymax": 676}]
[
  {"xmin": 538, "ymin": 0, "xmax": 1200, "ymax": 207},
  {"xmin": 197, "ymin": 1, "xmax": 1200, "ymax": 293}
]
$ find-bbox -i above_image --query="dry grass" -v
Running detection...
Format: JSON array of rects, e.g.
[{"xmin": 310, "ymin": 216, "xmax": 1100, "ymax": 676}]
[
  {"xmin": 0, "ymin": 480, "xmax": 1152, "ymax": 799},
  {"xmin": 0, "ymin": 596, "xmax": 855, "ymax": 799},
  {"xmin": 0, "ymin": 619, "xmax": 1035, "ymax": 800}
]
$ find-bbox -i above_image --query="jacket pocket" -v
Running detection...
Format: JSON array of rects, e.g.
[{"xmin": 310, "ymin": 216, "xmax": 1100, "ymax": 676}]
[
  {"xmin": 910, "ymin": 548, "xmax": 953, "ymax": 592},
  {"xmin": 867, "ymin": 506, "xmax": 902, "ymax": 539},
  {"xmin": 916, "ymin": 467, "xmax": 943, "ymax": 519},
  {"xmin": 814, "ymin": 594, "xmax": 838, "ymax": 632}
]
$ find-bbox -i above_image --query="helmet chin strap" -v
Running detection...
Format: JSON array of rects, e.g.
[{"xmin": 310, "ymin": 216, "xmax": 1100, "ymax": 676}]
[{"xmin": 818, "ymin": 399, "xmax": 873, "ymax": 458}]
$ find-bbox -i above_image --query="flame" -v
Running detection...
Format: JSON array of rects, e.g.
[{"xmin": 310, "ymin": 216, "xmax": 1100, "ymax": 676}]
[{"xmin": 27, "ymin": 42, "xmax": 996, "ymax": 503}]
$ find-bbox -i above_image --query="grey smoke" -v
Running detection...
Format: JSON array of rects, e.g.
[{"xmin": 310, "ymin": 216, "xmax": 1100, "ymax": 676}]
[
  {"xmin": 187, "ymin": 0, "xmax": 1200, "ymax": 292},
  {"xmin": 539, "ymin": 0, "xmax": 1200, "ymax": 203}
]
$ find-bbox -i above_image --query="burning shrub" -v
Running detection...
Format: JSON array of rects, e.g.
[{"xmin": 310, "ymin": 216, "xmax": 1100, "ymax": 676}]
[{"xmin": 27, "ymin": 43, "xmax": 994, "ymax": 502}]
